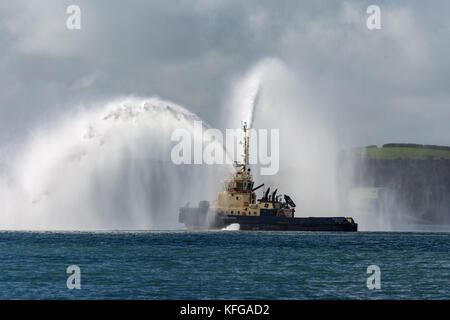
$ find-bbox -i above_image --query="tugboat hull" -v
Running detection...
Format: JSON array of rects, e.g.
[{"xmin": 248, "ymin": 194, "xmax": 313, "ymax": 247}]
[
  {"xmin": 179, "ymin": 207, "xmax": 358, "ymax": 232},
  {"xmin": 216, "ymin": 215, "xmax": 357, "ymax": 232}
]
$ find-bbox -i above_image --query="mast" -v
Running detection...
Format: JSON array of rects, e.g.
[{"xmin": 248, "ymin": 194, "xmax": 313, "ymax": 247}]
[
  {"xmin": 232, "ymin": 121, "xmax": 251, "ymax": 180},
  {"xmin": 242, "ymin": 122, "xmax": 249, "ymax": 174}
]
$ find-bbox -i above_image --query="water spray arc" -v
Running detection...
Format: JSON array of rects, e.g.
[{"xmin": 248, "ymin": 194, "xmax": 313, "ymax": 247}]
[{"xmin": 0, "ymin": 97, "xmax": 227, "ymax": 230}]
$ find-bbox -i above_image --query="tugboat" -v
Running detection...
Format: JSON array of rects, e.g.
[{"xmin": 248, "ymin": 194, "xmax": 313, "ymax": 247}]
[{"xmin": 179, "ymin": 122, "xmax": 357, "ymax": 231}]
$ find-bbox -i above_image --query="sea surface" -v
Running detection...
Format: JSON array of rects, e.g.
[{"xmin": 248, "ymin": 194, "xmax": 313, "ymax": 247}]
[{"xmin": 0, "ymin": 231, "xmax": 448, "ymax": 299}]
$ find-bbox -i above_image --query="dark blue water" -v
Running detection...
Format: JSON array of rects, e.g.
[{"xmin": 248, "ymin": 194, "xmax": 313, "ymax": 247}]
[{"xmin": 0, "ymin": 231, "xmax": 448, "ymax": 299}]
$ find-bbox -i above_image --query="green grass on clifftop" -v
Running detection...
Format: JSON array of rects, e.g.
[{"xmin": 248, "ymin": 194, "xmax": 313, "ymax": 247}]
[{"xmin": 349, "ymin": 147, "xmax": 450, "ymax": 160}]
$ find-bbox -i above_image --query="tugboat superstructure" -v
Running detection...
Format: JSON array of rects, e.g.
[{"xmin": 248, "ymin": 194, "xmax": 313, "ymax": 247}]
[{"xmin": 214, "ymin": 123, "xmax": 295, "ymax": 219}]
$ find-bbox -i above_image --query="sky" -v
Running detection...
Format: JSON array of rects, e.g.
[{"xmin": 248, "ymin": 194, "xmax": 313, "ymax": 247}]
[{"xmin": 0, "ymin": 0, "xmax": 449, "ymax": 147}]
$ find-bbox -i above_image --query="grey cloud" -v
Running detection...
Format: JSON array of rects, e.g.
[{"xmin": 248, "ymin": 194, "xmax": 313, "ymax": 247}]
[{"xmin": 0, "ymin": 0, "xmax": 449, "ymax": 147}]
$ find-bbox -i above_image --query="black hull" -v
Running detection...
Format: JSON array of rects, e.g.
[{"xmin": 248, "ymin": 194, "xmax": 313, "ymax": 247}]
[
  {"xmin": 216, "ymin": 216, "xmax": 357, "ymax": 232},
  {"xmin": 179, "ymin": 208, "xmax": 357, "ymax": 232}
]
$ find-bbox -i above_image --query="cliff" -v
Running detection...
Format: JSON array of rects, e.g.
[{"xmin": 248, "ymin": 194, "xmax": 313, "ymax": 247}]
[{"xmin": 343, "ymin": 144, "xmax": 450, "ymax": 224}]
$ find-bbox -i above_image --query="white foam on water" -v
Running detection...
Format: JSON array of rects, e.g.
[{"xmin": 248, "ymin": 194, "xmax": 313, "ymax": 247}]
[{"xmin": 221, "ymin": 223, "xmax": 240, "ymax": 231}]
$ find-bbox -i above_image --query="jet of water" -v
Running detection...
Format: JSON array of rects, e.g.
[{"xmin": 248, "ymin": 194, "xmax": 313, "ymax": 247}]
[{"xmin": 225, "ymin": 58, "xmax": 341, "ymax": 218}]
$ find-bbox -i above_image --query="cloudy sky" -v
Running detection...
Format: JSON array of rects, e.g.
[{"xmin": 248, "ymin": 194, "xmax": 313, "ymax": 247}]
[{"xmin": 1, "ymin": 0, "xmax": 449, "ymax": 147}]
